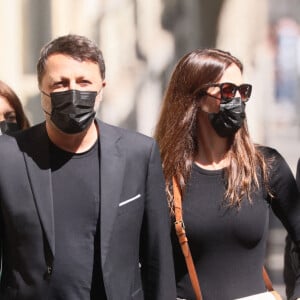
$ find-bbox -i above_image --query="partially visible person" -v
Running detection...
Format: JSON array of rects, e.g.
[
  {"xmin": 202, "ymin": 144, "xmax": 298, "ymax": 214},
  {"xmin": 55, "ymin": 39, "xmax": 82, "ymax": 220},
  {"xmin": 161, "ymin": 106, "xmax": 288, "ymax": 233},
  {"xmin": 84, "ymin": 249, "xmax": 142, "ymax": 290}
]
[
  {"xmin": 0, "ymin": 34, "xmax": 176, "ymax": 300},
  {"xmin": 284, "ymin": 158, "xmax": 300, "ymax": 299},
  {"xmin": 155, "ymin": 48, "xmax": 300, "ymax": 299},
  {"xmin": 297, "ymin": 159, "xmax": 300, "ymax": 190},
  {"xmin": 0, "ymin": 80, "xmax": 30, "ymax": 135}
]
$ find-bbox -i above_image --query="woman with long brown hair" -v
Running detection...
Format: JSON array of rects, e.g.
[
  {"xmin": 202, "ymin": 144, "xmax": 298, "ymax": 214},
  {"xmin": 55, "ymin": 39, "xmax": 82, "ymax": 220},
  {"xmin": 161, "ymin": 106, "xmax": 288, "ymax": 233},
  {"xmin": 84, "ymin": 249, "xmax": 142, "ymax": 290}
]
[
  {"xmin": 155, "ymin": 49, "xmax": 300, "ymax": 299},
  {"xmin": 0, "ymin": 80, "xmax": 30, "ymax": 134}
]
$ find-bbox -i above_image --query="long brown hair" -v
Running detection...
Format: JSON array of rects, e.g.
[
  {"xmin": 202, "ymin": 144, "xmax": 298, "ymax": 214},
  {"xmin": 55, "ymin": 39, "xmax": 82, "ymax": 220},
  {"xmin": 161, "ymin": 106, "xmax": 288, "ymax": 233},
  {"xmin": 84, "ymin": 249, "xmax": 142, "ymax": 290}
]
[{"xmin": 154, "ymin": 49, "xmax": 270, "ymax": 209}]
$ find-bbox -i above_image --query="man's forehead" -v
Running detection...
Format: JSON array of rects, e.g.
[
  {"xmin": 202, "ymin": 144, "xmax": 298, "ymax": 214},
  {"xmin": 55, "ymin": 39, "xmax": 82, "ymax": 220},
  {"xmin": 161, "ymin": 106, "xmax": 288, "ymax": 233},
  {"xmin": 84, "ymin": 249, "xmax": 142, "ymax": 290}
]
[
  {"xmin": 45, "ymin": 54, "xmax": 98, "ymax": 68},
  {"xmin": 43, "ymin": 55, "xmax": 101, "ymax": 78}
]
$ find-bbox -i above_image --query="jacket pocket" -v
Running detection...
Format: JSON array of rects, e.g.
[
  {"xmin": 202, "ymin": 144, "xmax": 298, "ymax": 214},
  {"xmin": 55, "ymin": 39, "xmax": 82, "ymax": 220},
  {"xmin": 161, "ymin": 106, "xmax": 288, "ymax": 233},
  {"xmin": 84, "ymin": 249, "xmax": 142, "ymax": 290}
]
[
  {"xmin": 119, "ymin": 194, "xmax": 142, "ymax": 207},
  {"xmin": 118, "ymin": 194, "xmax": 143, "ymax": 216},
  {"xmin": 131, "ymin": 287, "xmax": 143, "ymax": 299}
]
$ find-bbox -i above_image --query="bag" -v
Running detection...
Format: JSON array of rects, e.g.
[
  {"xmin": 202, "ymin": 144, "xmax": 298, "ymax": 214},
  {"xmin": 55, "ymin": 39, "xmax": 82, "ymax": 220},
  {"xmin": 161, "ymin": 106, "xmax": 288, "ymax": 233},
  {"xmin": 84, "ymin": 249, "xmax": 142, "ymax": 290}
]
[
  {"xmin": 234, "ymin": 291, "xmax": 282, "ymax": 299},
  {"xmin": 172, "ymin": 176, "xmax": 282, "ymax": 300}
]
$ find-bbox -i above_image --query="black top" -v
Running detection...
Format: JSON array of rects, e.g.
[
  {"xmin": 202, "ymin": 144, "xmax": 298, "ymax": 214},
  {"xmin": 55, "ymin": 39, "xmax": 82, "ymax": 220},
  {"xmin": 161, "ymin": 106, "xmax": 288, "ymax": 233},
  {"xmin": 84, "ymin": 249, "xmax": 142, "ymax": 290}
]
[
  {"xmin": 48, "ymin": 139, "xmax": 106, "ymax": 300},
  {"xmin": 172, "ymin": 146, "xmax": 300, "ymax": 299}
]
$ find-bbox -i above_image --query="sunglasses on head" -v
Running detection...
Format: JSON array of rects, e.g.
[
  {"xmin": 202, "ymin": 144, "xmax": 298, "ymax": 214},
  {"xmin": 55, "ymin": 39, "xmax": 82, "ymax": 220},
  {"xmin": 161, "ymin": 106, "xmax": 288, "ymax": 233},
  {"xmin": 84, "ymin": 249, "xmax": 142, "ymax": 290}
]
[{"xmin": 202, "ymin": 82, "xmax": 252, "ymax": 102}]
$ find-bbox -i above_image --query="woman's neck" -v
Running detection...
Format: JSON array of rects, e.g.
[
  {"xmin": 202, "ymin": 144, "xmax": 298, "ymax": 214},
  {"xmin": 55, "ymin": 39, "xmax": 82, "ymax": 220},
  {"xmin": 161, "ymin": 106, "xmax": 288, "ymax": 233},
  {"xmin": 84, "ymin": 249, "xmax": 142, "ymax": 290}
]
[{"xmin": 195, "ymin": 118, "xmax": 230, "ymax": 170}]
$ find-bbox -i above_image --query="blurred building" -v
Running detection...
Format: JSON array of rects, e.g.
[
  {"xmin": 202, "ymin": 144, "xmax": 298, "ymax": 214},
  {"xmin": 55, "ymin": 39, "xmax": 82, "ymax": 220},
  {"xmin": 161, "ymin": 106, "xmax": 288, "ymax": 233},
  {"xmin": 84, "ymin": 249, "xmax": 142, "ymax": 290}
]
[{"xmin": 0, "ymin": 0, "xmax": 270, "ymax": 139}]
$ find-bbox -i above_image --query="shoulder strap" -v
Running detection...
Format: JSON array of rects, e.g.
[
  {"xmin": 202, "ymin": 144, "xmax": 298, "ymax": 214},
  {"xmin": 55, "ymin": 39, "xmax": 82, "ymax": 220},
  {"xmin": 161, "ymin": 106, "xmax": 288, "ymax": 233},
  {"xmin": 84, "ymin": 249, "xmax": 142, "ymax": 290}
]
[
  {"xmin": 172, "ymin": 176, "xmax": 203, "ymax": 300},
  {"xmin": 172, "ymin": 177, "xmax": 275, "ymax": 299},
  {"xmin": 262, "ymin": 266, "xmax": 274, "ymax": 291}
]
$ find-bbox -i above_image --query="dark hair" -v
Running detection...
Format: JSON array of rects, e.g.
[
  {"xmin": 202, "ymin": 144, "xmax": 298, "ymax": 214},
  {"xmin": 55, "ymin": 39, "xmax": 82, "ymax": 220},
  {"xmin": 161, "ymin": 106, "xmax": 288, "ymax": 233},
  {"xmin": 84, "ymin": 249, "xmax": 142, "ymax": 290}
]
[
  {"xmin": 0, "ymin": 80, "xmax": 30, "ymax": 130},
  {"xmin": 155, "ymin": 48, "xmax": 269, "ymax": 208},
  {"xmin": 37, "ymin": 34, "xmax": 106, "ymax": 87}
]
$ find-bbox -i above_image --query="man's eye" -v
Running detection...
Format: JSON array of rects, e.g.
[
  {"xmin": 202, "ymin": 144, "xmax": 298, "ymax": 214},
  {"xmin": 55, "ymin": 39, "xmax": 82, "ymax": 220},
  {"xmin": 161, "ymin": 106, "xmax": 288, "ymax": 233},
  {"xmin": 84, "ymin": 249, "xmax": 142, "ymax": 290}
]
[
  {"xmin": 79, "ymin": 80, "xmax": 91, "ymax": 86},
  {"xmin": 53, "ymin": 81, "xmax": 68, "ymax": 88}
]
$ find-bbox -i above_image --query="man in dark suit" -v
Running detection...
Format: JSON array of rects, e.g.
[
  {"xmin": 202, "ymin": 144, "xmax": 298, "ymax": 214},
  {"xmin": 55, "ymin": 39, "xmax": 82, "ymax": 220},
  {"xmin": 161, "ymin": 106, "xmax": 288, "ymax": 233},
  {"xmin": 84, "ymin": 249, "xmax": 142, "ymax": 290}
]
[{"xmin": 0, "ymin": 34, "xmax": 176, "ymax": 300}]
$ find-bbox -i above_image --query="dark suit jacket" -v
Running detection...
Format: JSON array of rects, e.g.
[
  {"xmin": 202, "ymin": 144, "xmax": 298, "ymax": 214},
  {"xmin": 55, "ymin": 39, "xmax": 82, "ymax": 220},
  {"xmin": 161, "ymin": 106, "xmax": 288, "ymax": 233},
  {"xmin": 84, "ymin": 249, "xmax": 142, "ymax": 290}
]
[{"xmin": 0, "ymin": 120, "xmax": 176, "ymax": 300}]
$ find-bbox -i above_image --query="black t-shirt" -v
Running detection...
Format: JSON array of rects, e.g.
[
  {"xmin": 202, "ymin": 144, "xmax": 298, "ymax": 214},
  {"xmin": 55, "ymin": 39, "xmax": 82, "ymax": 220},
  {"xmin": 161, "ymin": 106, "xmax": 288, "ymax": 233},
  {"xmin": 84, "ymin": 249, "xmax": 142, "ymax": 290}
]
[
  {"xmin": 48, "ymin": 139, "xmax": 106, "ymax": 300},
  {"xmin": 172, "ymin": 146, "xmax": 300, "ymax": 299}
]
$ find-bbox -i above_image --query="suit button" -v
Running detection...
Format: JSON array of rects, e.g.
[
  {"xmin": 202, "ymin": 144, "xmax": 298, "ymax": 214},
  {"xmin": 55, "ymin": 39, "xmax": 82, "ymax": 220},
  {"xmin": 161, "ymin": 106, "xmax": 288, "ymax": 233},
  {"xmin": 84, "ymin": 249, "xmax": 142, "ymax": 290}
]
[{"xmin": 47, "ymin": 266, "xmax": 52, "ymax": 275}]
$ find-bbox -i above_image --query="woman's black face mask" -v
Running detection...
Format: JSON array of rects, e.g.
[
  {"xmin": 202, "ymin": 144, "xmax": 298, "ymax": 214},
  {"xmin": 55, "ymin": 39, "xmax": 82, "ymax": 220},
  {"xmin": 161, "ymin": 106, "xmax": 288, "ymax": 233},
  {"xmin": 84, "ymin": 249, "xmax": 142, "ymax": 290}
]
[
  {"xmin": 42, "ymin": 89, "xmax": 97, "ymax": 134},
  {"xmin": 209, "ymin": 97, "xmax": 246, "ymax": 137},
  {"xmin": 0, "ymin": 120, "xmax": 20, "ymax": 135}
]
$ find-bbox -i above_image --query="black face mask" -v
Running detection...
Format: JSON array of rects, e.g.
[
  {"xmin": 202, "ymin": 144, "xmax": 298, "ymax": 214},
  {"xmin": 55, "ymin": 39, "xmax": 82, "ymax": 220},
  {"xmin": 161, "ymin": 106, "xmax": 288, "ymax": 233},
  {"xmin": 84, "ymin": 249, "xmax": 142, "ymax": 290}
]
[
  {"xmin": 209, "ymin": 97, "xmax": 246, "ymax": 137},
  {"xmin": 43, "ymin": 89, "xmax": 97, "ymax": 134},
  {"xmin": 0, "ymin": 120, "xmax": 20, "ymax": 135}
]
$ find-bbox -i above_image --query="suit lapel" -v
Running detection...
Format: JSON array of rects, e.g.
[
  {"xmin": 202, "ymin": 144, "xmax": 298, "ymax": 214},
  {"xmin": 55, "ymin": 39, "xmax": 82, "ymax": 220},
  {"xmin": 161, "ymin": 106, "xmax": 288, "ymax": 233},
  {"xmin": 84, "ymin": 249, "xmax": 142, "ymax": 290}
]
[
  {"xmin": 21, "ymin": 123, "xmax": 55, "ymax": 257},
  {"xmin": 98, "ymin": 120, "xmax": 125, "ymax": 266},
  {"xmin": 19, "ymin": 120, "xmax": 125, "ymax": 264}
]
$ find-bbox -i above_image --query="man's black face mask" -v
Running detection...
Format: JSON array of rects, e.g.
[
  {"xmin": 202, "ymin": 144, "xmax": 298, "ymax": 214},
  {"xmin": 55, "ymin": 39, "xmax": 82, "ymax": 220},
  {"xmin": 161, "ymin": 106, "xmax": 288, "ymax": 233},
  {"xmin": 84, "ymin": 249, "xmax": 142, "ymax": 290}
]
[{"xmin": 42, "ymin": 89, "xmax": 97, "ymax": 134}]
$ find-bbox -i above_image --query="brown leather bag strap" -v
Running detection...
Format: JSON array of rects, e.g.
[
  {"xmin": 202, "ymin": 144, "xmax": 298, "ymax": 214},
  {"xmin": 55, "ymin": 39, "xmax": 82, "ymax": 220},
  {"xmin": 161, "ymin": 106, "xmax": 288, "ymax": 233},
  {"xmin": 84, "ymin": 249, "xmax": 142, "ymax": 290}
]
[
  {"xmin": 262, "ymin": 266, "xmax": 274, "ymax": 291},
  {"xmin": 172, "ymin": 176, "xmax": 203, "ymax": 300}
]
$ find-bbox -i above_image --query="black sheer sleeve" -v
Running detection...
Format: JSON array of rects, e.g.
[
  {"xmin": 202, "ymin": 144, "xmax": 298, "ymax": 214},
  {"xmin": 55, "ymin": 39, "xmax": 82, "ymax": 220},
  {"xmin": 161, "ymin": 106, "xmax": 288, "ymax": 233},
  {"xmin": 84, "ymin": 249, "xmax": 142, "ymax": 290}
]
[{"xmin": 261, "ymin": 148, "xmax": 300, "ymax": 242}]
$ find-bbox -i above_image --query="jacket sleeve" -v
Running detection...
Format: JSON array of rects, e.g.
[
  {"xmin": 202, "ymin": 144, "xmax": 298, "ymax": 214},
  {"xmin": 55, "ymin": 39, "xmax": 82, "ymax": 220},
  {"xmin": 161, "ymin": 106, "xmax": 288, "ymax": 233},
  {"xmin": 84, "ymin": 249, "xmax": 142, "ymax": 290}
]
[
  {"xmin": 270, "ymin": 154, "xmax": 300, "ymax": 300},
  {"xmin": 139, "ymin": 140, "xmax": 176, "ymax": 300},
  {"xmin": 269, "ymin": 154, "xmax": 300, "ymax": 242},
  {"xmin": 284, "ymin": 158, "xmax": 300, "ymax": 300}
]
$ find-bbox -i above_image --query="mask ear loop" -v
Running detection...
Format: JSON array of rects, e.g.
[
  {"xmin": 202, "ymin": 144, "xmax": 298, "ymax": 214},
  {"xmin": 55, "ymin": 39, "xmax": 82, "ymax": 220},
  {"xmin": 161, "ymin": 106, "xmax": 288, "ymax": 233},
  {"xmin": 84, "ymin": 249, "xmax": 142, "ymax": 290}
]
[
  {"xmin": 43, "ymin": 110, "xmax": 51, "ymax": 116},
  {"xmin": 97, "ymin": 84, "xmax": 105, "ymax": 96},
  {"xmin": 40, "ymin": 90, "xmax": 52, "ymax": 116},
  {"xmin": 41, "ymin": 90, "xmax": 51, "ymax": 97}
]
